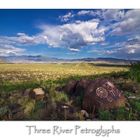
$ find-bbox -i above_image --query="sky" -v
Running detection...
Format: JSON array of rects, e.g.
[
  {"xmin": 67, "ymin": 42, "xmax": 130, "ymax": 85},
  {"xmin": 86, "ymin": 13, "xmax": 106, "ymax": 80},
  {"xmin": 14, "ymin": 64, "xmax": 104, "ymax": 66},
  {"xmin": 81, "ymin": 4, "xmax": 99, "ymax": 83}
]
[{"xmin": 0, "ymin": 9, "xmax": 140, "ymax": 60}]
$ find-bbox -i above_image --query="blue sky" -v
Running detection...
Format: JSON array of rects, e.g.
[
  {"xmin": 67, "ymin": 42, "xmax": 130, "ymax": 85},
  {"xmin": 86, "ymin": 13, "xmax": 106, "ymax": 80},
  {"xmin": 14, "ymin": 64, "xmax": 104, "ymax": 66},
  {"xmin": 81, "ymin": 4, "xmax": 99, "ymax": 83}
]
[{"xmin": 0, "ymin": 9, "xmax": 140, "ymax": 59}]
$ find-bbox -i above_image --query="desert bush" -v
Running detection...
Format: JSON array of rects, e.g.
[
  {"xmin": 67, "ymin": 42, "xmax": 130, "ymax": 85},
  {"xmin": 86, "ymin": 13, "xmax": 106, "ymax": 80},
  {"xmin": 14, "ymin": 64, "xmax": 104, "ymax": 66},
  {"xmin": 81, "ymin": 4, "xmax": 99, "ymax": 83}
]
[
  {"xmin": 23, "ymin": 99, "xmax": 35, "ymax": 119},
  {"xmin": 0, "ymin": 106, "xmax": 9, "ymax": 119},
  {"xmin": 134, "ymin": 101, "xmax": 140, "ymax": 113},
  {"xmin": 49, "ymin": 87, "xmax": 69, "ymax": 103},
  {"xmin": 129, "ymin": 63, "xmax": 140, "ymax": 82},
  {"xmin": 98, "ymin": 110, "xmax": 112, "ymax": 120},
  {"xmin": 115, "ymin": 107, "xmax": 126, "ymax": 120}
]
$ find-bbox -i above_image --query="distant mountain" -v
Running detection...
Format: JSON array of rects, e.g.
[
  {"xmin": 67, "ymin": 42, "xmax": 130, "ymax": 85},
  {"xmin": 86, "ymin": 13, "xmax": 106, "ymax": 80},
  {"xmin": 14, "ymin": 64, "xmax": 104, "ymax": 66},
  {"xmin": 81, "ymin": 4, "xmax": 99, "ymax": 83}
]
[
  {"xmin": 0, "ymin": 55, "xmax": 139, "ymax": 64},
  {"xmin": 0, "ymin": 55, "xmax": 61, "ymax": 63}
]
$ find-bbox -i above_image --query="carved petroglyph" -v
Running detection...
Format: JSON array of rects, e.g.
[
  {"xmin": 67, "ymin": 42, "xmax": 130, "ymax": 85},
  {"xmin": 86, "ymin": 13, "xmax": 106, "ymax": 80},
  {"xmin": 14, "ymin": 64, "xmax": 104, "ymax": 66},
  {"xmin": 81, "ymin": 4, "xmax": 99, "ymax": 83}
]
[
  {"xmin": 96, "ymin": 81, "xmax": 122, "ymax": 103},
  {"xmin": 96, "ymin": 87, "xmax": 108, "ymax": 98}
]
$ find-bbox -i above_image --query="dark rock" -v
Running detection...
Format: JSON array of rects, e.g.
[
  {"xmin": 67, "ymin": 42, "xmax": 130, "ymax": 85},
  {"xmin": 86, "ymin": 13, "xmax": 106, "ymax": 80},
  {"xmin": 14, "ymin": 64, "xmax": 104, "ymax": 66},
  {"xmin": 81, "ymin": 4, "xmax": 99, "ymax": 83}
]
[
  {"xmin": 64, "ymin": 78, "xmax": 126, "ymax": 113},
  {"xmin": 55, "ymin": 86, "xmax": 65, "ymax": 92},
  {"xmin": 8, "ymin": 103, "xmax": 24, "ymax": 120},
  {"xmin": 75, "ymin": 79, "xmax": 92, "ymax": 96},
  {"xmin": 83, "ymin": 78, "xmax": 126, "ymax": 112},
  {"xmin": 64, "ymin": 79, "xmax": 92, "ymax": 97},
  {"xmin": 9, "ymin": 103, "xmax": 22, "ymax": 113},
  {"xmin": 64, "ymin": 80, "xmax": 79, "ymax": 95}
]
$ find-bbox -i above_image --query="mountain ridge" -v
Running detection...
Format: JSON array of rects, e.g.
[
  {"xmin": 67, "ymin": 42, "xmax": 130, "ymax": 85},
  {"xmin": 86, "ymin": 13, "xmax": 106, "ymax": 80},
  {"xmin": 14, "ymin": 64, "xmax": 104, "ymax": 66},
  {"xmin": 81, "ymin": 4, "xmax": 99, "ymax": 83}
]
[{"xmin": 0, "ymin": 55, "xmax": 140, "ymax": 64}]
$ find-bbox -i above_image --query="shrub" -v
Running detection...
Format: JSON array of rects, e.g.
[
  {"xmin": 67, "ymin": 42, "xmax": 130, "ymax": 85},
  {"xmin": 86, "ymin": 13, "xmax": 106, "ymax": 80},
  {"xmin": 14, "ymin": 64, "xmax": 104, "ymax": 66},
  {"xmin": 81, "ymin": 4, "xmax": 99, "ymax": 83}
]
[
  {"xmin": 115, "ymin": 107, "xmax": 126, "ymax": 120},
  {"xmin": 49, "ymin": 87, "xmax": 69, "ymax": 103},
  {"xmin": 0, "ymin": 106, "xmax": 9, "ymax": 118},
  {"xmin": 53, "ymin": 92, "xmax": 69, "ymax": 102},
  {"xmin": 24, "ymin": 99, "xmax": 35, "ymax": 119},
  {"xmin": 98, "ymin": 110, "xmax": 112, "ymax": 120},
  {"xmin": 134, "ymin": 101, "xmax": 140, "ymax": 112},
  {"xmin": 129, "ymin": 63, "xmax": 140, "ymax": 83}
]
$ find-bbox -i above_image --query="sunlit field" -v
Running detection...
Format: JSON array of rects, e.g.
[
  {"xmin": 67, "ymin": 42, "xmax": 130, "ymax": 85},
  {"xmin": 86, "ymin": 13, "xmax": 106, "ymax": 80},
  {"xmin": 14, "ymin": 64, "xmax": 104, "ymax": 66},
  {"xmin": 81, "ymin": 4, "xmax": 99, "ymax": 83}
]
[{"xmin": 0, "ymin": 63, "xmax": 128, "ymax": 83}]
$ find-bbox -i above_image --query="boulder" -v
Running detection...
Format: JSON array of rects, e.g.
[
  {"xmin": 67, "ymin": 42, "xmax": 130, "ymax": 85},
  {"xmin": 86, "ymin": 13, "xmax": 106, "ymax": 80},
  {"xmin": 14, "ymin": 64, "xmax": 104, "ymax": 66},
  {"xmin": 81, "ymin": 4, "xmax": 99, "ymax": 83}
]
[
  {"xmin": 64, "ymin": 79, "xmax": 92, "ymax": 97},
  {"xmin": 74, "ymin": 79, "xmax": 92, "ymax": 96},
  {"xmin": 64, "ymin": 80, "xmax": 78, "ymax": 95},
  {"xmin": 8, "ymin": 103, "xmax": 24, "ymax": 120},
  {"xmin": 82, "ymin": 79, "xmax": 126, "ymax": 112},
  {"xmin": 29, "ymin": 88, "xmax": 45, "ymax": 100},
  {"xmin": 64, "ymin": 78, "xmax": 126, "ymax": 113}
]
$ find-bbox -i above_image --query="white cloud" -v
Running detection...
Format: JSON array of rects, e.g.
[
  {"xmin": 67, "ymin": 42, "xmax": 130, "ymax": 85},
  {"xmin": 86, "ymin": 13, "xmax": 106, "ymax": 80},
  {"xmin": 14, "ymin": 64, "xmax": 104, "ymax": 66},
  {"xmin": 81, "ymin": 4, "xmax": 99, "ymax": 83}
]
[
  {"xmin": 0, "ymin": 19, "xmax": 106, "ymax": 54},
  {"xmin": 0, "ymin": 44, "xmax": 25, "ymax": 56},
  {"xmin": 126, "ymin": 44, "xmax": 140, "ymax": 54},
  {"xmin": 39, "ymin": 19, "xmax": 106, "ymax": 49},
  {"xmin": 100, "ymin": 39, "xmax": 140, "ymax": 59},
  {"xmin": 1, "ymin": 9, "xmax": 140, "ymax": 59},
  {"xmin": 69, "ymin": 48, "xmax": 80, "ymax": 52},
  {"xmin": 0, "ymin": 33, "xmax": 35, "ymax": 45},
  {"xmin": 77, "ymin": 10, "xmax": 96, "ymax": 16},
  {"xmin": 111, "ymin": 10, "xmax": 140, "ymax": 35},
  {"xmin": 59, "ymin": 12, "xmax": 74, "ymax": 22},
  {"xmin": 77, "ymin": 10, "xmax": 125, "ymax": 22},
  {"xmin": 103, "ymin": 9, "xmax": 124, "ymax": 21}
]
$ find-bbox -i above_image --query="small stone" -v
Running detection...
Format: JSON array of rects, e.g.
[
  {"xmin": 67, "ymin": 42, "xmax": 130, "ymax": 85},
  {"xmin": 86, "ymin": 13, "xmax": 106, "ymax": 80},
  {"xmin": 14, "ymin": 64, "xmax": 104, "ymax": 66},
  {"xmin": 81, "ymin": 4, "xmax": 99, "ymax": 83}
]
[
  {"xmin": 80, "ymin": 110, "xmax": 89, "ymax": 118},
  {"xmin": 128, "ymin": 96, "xmax": 136, "ymax": 99},
  {"xmin": 22, "ymin": 88, "xmax": 31, "ymax": 97},
  {"xmin": 29, "ymin": 88, "xmax": 45, "ymax": 100}
]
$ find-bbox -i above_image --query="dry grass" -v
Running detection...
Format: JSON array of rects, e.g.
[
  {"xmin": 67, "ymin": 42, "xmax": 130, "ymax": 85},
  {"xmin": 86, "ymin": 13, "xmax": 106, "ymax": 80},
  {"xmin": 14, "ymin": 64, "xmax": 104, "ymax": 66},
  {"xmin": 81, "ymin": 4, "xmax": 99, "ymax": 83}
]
[{"xmin": 0, "ymin": 63, "xmax": 128, "ymax": 83}]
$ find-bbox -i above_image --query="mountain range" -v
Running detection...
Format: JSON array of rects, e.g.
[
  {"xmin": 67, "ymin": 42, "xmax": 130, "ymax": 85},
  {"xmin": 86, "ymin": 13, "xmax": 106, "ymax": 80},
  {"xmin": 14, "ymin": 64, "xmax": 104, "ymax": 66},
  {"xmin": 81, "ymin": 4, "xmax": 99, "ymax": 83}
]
[{"xmin": 0, "ymin": 55, "xmax": 139, "ymax": 64}]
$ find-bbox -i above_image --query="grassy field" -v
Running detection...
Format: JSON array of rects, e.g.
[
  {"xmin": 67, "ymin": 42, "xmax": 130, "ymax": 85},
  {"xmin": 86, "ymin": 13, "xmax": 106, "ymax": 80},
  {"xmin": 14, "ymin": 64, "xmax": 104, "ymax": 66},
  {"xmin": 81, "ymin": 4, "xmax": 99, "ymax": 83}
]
[
  {"xmin": 0, "ymin": 63, "xmax": 127, "ymax": 93},
  {"xmin": 0, "ymin": 63, "xmax": 127, "ymax": 82},
  {"xmin": 0, "ymin": 62, "xmax": 140, "ymax": 120}
]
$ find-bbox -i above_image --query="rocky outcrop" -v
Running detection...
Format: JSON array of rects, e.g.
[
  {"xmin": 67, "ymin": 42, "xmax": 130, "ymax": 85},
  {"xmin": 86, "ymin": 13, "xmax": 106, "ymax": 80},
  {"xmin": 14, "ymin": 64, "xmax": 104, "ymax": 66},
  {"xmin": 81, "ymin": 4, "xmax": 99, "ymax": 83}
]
[
  {"xmin": 64, "ymin": 78, "xmax": 126, "ymax": 113},
  {"xmin": 75, "ymin": 79, "xmax": 92, "ymax": 96},
  {"xmin": 64, "ymin": 80, "xmax": 78, "ymax": 96}
]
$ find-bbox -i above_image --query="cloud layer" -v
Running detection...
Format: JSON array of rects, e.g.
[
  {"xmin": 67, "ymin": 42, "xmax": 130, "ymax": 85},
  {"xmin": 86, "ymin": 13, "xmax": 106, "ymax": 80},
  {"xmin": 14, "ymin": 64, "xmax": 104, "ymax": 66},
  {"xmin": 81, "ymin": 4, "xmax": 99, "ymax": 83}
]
[{"xmin": 0, "ymin": 9, "xmax": 140, "ymax": 59}]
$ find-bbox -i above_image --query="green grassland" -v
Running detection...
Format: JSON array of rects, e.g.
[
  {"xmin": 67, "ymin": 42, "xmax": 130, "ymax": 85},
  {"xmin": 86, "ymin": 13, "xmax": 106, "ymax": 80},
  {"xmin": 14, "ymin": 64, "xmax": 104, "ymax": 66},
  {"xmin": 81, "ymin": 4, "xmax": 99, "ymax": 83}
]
[
  {"xmin": 0, "ymin": 62, "xmax": 140, "ymax": 120},
  {"xmin": 0, "ymin": 63, "xmax": 127, "ymax": 93}
]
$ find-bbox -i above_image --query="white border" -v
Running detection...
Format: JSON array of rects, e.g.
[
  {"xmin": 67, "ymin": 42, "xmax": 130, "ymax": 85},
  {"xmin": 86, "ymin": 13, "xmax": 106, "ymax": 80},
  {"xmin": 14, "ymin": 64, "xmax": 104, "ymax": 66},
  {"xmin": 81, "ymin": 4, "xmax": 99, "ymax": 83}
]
[
  {"xmin": 0, "ymin": 121, "xmax": 139, "ymax": 140},
  {"xmin": 0, "ymin": 0, "xmax": 140, "ymax": 9},
  {"xmin": 0, "ymin": 0, "xmax": 140, "ymax": 139}
]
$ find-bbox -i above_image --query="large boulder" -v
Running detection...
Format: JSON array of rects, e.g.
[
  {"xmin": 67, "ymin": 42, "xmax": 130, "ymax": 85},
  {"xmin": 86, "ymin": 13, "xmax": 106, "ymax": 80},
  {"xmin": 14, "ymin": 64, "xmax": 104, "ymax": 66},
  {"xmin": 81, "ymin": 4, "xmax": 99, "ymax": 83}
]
[
  {"xmin": 82, "ymin": 79, "xmax": 126, "ymax": 112},
  {"xmin": 64, "ymin": 80, "xmax": 78, "ymax": 96},
  {"xmin": 29, "ymin": 88, "xmax": 45, "ymax": 100},
  {"xmin": 74, "ymin": 79, "xmax": 92, "ymax": 96},
  {"xmin": 64, "ymin": 78, "xmax": 126, "ymax": 113},
  {"xmin": 64, "ymin": 79, "xmax": 91, "ymax": 97}
]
